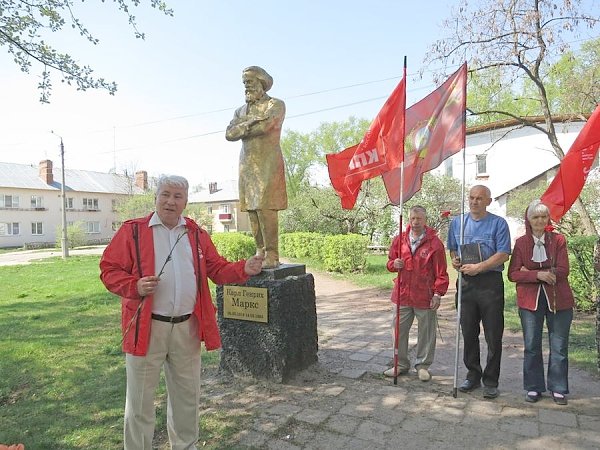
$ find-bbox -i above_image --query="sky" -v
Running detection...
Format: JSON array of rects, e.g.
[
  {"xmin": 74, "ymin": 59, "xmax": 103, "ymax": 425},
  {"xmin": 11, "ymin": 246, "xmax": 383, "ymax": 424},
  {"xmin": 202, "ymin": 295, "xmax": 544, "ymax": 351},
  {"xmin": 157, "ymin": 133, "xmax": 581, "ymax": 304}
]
[{"xmin": 1, "ymin": 0, "xmax": 584, "ymax": 190}]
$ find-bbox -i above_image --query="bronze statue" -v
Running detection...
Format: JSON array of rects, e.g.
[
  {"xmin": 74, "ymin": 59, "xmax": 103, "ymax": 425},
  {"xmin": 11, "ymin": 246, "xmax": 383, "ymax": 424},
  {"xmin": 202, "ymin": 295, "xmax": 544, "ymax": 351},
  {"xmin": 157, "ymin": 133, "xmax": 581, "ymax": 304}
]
[{"xmin": 226, "ymin": 66, "xmax": 287, "ymax": 269}]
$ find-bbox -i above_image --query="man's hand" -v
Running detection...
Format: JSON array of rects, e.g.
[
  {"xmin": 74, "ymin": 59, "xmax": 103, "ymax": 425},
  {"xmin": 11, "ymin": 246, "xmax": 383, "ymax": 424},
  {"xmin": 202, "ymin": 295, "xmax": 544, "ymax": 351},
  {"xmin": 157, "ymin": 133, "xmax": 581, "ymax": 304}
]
[
  {"xmin": 451, "ymin": 255, "xmax": 461, "ymax": 270},
  {"xmin": 245, "ymin": 255, "xmax": 264, "ymax": 276},
  {"xmin": 137, "ymin": 276, "xmax": 160, "ymax": 297},
  {"xmin": 393, "ymin": 258, "xmax": 404, "ymax": 270},
  {"xmin": 430, "ymin": 294, "xmax": 441, "ymax": 310},
  {"xmin": 460, "ymin": 263, "xmax": 482, "ymax": 276}
]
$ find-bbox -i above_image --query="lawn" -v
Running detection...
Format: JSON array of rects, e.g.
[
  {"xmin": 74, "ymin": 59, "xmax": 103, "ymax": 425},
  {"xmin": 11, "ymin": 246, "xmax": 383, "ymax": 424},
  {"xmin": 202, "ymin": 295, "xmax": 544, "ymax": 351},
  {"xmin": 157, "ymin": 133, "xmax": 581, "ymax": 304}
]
[{"xmin": 0, "ymin": 256, "xmax": 229, "ymax": 450}]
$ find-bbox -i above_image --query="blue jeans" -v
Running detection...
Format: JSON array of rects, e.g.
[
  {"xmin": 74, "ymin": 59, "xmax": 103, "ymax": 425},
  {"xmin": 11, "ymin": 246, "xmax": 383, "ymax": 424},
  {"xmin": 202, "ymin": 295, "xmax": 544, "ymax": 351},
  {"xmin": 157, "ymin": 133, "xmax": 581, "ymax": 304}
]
[{"xmin": 519, "ymin": 291, "xmax": 572, "ymax": 395}]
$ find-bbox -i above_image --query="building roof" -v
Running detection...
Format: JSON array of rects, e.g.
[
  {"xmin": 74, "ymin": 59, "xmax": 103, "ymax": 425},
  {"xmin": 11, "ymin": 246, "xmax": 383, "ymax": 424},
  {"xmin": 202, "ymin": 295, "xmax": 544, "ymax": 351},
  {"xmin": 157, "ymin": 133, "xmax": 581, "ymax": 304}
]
[
  {"xmin": 0, "ymin": 161, "xmax": 144, "ymax": 194},
  {"xmin": 188, "ymin": 180, "xmax": 239, "ymax": 203}
]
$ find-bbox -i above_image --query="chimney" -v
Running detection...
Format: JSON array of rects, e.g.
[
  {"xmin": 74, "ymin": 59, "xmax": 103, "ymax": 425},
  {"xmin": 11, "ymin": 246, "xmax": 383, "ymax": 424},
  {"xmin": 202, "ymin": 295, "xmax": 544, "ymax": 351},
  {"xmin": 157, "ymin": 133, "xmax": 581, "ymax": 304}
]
[
  {"xmin": 39, "ymin": 159, "xmax": 54, "ymax": 184},
  {"xmin": 209, "ymin": 182, "xmax": 218, "ymax": 194},
  {"xmin": 135, "ymin": 171, "xmax": 148, "ymax": 191}
]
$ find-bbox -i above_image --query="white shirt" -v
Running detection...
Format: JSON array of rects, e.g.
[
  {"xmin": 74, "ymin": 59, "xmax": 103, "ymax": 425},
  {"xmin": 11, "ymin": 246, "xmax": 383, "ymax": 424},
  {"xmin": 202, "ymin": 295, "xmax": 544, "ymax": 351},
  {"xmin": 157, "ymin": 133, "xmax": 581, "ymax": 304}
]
[
  {"xmin": 532, "ymin": 234, "xmax": 548, "ymax": 263},
  {"xmin": 149, "ymin": 212, "xmax": 197, "ymax": 316}
]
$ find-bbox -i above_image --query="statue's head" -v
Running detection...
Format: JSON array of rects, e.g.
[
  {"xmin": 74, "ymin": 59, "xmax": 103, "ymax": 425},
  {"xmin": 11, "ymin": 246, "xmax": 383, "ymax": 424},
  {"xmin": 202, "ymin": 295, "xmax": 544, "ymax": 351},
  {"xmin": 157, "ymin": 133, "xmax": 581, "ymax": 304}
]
[{"xmin": 243, "ymin": 66, "xmax": 273, "ymax": 103}]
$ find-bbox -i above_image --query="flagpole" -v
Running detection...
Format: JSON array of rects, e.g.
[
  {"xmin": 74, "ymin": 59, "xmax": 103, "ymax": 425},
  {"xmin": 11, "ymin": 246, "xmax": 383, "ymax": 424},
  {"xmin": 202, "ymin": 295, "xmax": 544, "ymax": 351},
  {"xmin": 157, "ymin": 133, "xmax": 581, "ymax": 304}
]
[
  {"xmin": 393, "ymin": 56, "xmax": 407, "ymax": 386},
  {"xmin": 453, "ymin": 63, "xmax": 468, "ymax": 398}
]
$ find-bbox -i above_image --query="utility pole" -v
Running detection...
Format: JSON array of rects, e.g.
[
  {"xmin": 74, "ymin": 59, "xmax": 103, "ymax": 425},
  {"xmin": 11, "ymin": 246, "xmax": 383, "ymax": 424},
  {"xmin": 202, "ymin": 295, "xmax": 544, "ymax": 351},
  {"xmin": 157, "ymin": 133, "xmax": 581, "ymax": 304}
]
[
  {"xmin": 59, "ymin": 138, "xmax": 69, "ymax": 258},
  {"xmin": 52, "ymin": 131, "xmax": 69, "ymax": 258}
]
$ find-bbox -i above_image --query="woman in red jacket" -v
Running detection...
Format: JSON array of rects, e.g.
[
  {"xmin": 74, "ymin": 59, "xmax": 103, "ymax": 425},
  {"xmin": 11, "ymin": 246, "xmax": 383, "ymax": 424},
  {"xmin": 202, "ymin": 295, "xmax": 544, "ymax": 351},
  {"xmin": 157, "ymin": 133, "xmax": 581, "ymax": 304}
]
[{"xmin": 508, "ymin": 200, "xmax": 574, "ymax": 405}]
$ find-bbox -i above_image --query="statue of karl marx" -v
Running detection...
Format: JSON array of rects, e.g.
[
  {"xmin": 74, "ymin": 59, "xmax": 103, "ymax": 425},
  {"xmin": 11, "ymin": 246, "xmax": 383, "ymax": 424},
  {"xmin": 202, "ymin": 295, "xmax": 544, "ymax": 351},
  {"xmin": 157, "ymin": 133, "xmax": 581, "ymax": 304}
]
[{"xmin": 226, "ymin": 66, "xmax": 287, "ymax": 269}]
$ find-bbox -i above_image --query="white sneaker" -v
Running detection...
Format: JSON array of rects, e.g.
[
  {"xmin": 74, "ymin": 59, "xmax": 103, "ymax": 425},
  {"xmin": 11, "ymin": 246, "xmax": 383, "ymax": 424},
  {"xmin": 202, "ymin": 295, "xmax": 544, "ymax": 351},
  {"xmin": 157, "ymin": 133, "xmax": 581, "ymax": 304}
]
[
  {"xmin": 383, "ymin": 367, "xmax": 408, "ymax": 377},
  {"xmin": 417, "ymin": 368, "xmax": 431, "ymax": 382}
]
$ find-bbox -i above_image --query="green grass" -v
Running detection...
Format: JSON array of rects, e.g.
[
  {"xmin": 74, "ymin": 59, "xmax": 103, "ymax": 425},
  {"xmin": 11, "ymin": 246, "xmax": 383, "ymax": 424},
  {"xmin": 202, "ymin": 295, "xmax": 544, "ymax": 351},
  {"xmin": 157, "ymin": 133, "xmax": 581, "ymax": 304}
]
[{"xmin": 0, "ymin": 256, "xmax": 230, "ymax": 450}]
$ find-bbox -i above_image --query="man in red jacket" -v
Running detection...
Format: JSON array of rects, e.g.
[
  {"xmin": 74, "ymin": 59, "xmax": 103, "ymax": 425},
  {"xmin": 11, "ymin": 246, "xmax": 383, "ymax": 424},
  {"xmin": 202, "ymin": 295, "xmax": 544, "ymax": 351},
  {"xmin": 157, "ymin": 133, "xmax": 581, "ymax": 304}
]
[
  {"xmin": 384, "ymin": 205, "xmax": 449, "ymax": 381},
  {"xmin": 100, "ymin": 175, "xmax": 263, "ymax": 450}
]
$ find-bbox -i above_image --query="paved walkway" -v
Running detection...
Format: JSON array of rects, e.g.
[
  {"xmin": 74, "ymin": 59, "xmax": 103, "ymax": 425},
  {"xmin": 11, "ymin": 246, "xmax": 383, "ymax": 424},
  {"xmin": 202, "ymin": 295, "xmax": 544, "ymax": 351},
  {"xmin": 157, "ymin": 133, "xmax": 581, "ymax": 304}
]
[{"xmin": 203, "ymin": 269, "xmax": 600, "ymax": 450}]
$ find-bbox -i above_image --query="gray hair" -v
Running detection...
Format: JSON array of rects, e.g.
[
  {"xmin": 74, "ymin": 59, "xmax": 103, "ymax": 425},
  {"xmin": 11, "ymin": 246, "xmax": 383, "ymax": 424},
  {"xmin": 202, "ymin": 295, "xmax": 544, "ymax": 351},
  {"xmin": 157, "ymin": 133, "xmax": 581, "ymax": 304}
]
[
  {"xmin": 470, "ymin": 184, "xmax": 491, "ymax": 198},
  {"xmin": 526, "ymin": 199, "xmax": 550, "ymax": 221},
  {"xmin": 409, "ymin": 205, "xmax": 427, "ymax": 217},
  {"xmin": 156, "ymin": 175, "xmax": 189, "ymax": 195}
]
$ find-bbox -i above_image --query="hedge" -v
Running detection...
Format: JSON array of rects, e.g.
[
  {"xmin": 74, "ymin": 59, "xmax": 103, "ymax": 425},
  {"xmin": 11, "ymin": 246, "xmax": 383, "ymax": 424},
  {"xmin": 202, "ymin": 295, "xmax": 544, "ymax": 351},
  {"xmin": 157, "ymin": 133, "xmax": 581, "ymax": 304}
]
[
  {"xmin": 280, "ymin": 232, "xmax": 326, "ymax": 260},
  {"xmin": 322, "ymin": 234, "xmax": 369, "ymax": 273},
  {"xmin": 568, "ymin": 235, "xmax": 598, "ymax": 312},
  {"xmin": 210, "ymin": 232, "xmax": 255, "ymax": 261}
]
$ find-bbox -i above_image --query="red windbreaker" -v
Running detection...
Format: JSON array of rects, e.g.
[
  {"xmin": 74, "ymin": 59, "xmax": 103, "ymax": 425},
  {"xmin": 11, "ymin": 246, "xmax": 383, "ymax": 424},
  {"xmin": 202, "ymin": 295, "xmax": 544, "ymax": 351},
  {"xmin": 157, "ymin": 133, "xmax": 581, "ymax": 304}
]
[
  {"xmin": 100, "ymin": 214, "xmax": 249, "ymax": 355},
  {"xmin": 387, "ymin": 225, "xmax": 449, "ymax": 308}
]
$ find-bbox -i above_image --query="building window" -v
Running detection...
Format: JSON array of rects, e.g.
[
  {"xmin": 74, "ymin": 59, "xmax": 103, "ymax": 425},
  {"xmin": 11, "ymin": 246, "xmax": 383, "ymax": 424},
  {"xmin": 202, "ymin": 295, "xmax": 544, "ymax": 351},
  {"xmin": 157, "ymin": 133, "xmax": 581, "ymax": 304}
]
[
  {"xmin": 66, "ymin": 197, "xmax": 74, "ymax": 209},
  {"xmin": 476, "ymin": 154, "xmax": 487, "ymax": 175},
  {"xmin": 207, "ymin": 206, "xmax": 213, "ymax": 214},
  {"xmin": 112, "ymin": 199, "xmax": 117, "ymax": 211},
  {"xmin": 224, "ymin": 224, "xmax": 230, "ymax": 232},
  {"xmin": 206, "ymin": 224, "xmax": 213, "ymax": 234},
  {"xmin": 0, "ymin": 195, "xmax": 19, "ymax": 208},
  {"xmin": 83, "ymin": 198, "xmax": 99, "ymax": 210},
  {"xmin": 0, "ymin": 222, "xmax": 20, "ymax": 235},
  {"xmin": 31, "ymin": 195, "xmax": 43, "ymax": 208},
  {"xmin": 31, "ymin": 222, "xmax": 43, "ymax": 235},
  {"xmin": 85, "ymin": 221, "xmax": 100, "ymax": 233},
  {"xmin": 220, "ymin": 204, "xmax": 230, "ymax": 214}
]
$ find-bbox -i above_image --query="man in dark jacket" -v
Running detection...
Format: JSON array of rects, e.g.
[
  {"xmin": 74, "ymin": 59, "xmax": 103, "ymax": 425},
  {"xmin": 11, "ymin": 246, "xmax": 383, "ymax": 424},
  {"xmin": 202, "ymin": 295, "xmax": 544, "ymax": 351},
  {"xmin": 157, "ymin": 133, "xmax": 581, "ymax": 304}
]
[{"xmin": 384, "ymin": 205, "xmax": 449, "ymax": 381}]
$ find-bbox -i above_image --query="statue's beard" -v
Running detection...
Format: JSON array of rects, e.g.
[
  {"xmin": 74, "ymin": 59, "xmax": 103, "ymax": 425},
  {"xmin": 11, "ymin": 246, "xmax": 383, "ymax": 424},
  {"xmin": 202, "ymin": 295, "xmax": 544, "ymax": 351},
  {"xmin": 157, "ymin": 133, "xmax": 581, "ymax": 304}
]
[{"xmin": 245, "ymin": 89, "xmax": 261, "ymax": 104}]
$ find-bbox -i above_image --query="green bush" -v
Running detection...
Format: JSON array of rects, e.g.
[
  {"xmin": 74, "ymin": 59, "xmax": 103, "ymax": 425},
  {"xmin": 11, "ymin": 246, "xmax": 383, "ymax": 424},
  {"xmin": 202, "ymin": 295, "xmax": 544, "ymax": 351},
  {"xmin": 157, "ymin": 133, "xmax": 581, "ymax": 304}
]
[
  {"xmin": 322, "ymin": 234, "xmax": 369, "ymax": 273},
  {"xmin": 280, "ymin": 232, "xmax": 326, "ymax": 259},
  {"xmin": 568, "ymin": 236, "xmax": 597, "ymax": 312},
  {"xmin": 55, "ymin": 221, "xmax": 87, "ymax": 249},
  {"xmin": 211, "ymin": 232, "xmax": 255, "ymax": 261}
]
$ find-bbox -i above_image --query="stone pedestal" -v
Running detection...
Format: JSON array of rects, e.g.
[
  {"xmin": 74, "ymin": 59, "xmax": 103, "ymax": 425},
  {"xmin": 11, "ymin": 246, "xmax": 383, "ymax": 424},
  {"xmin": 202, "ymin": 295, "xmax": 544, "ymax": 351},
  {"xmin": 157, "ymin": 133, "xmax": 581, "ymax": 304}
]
[{"xmin": 216, "ymin": 263, "xmax": 318, "ymax": 383}]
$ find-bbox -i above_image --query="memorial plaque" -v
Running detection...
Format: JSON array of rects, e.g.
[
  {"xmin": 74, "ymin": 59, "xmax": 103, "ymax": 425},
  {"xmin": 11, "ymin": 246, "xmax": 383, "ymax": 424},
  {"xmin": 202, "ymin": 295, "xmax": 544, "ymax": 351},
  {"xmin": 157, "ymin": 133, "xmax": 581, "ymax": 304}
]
[{"xmin": 223, "ymin": 285, "xmax": 268, "ymax": 323}]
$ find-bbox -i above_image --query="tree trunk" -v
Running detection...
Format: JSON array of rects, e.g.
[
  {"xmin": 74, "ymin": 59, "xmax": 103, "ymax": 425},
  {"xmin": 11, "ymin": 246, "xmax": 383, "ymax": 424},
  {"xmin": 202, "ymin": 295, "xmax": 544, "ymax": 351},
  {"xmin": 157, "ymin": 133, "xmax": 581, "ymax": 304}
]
[{"xmin": 595, "ymin": 239, "xmax": 600, "ymax": 374}]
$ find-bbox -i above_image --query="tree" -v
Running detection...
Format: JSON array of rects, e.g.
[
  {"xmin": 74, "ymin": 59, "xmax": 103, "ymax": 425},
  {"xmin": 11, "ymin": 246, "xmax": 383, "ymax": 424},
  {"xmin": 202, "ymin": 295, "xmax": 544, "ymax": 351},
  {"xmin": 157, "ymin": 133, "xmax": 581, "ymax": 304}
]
[
  {"xmin": 0, "ymin": 0, "xmax": 173, "ymax": 102},
  {"xmin": 184, "ymin": 203, "xmax": 213, "ymax": 230},
  {"xmin": 115, "ymin": 191, "xmax": 155, "ymax": 222},
  {"xmin": 404, "ymin": 173, "xmax": 463, "ymax": 242},
  {"xmin": 280, "ymin": 178, "xmax": 396, "ymax": 244},
  {"xmin": 427, "ymin": 0, "xmax": 599, "ymax": 235},
  {"xmin": 281, "ymin": 130, "xmax": 319, "ymax": 201},
  {"xmin": 281, "ymin": 117, "xmax": 371, "ymax": 200},
  {"xmin": 546, "ymin": 37, "xmax": 600, "ymax": 114},
  {"xmin": 425, "ymin": 0, "xmax": 600, "ymax": 369}
]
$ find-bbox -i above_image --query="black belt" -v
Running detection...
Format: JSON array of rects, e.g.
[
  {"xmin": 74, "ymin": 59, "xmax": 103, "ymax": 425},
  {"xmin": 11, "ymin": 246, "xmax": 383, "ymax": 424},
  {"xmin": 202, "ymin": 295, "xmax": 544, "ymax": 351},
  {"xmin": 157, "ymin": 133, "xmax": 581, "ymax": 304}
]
[{"xmin": 151, "ymin": 313, "xmax": 192, "ymax": 324}]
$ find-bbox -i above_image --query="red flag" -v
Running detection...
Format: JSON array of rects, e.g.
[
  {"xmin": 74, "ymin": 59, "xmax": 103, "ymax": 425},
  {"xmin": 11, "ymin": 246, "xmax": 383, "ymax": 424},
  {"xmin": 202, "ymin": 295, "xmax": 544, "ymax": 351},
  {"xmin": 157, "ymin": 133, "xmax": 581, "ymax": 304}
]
[
  {"xmin": 541, "ymin": 104, "xmax": 600, "ymax": 222},
  {"xmin": 383, "ymin": 63, "xmax": 467, "ymax": 204},
  {"xmin": 326, "ymin": 144, "xmax": 362, "ymax": 209},
  {"xmin": 327, "ymin": 74, "xmax": 406, "ymax": 209}
]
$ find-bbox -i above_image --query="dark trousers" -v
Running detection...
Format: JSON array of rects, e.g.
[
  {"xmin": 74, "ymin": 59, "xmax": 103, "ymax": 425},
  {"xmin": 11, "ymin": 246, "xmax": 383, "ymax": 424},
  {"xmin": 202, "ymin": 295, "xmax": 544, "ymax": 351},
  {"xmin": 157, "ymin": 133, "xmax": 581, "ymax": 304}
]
[{"xmin": 458, "ymin": 271, "xmax": 504, "ymax": 387}]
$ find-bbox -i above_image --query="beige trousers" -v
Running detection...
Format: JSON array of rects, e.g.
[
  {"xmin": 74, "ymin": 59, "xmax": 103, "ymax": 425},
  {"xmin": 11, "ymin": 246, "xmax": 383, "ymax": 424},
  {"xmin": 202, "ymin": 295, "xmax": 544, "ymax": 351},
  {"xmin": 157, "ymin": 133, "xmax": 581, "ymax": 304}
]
[
  {"xmin": 124, "ymin": 317, "xmax": 202, "ymax": 450},
  {"xmin": 392, "ymin": 305, "xmax": 437, "ymax": 371}
]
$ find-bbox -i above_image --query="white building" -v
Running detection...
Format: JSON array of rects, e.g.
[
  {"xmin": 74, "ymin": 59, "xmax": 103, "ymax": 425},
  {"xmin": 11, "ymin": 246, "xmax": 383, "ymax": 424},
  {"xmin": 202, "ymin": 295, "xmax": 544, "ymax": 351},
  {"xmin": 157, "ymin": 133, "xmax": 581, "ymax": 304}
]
[
  {"xmin": 435, "ymin": 116, "xmax": 593, "ymax": 238},
  {"xmin": 0, "ymin": 160, "xmax": 148, "ymax": 248}
]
